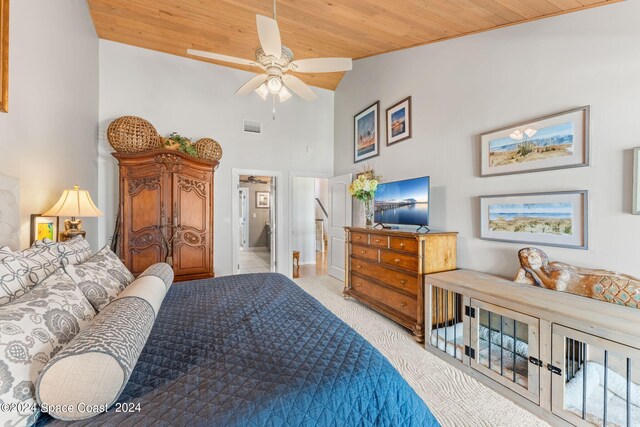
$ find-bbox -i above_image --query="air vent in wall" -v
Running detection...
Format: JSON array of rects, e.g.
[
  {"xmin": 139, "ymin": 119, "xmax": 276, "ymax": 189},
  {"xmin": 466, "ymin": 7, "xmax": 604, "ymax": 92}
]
[{"xmin": 243, "ymin": 120, "xmax": 262, "ymax": 134}]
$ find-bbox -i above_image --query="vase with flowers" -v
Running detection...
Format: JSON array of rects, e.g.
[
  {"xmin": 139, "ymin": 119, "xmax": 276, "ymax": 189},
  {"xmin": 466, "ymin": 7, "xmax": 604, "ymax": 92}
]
[{"xmin": 348, "ymin": 169, "xmax": 381, "ymax": 227}]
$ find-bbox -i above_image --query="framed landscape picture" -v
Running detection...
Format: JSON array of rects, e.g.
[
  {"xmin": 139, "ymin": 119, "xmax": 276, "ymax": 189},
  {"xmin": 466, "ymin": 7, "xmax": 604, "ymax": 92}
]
[
  {"xmin": 480, "ymin": 190, "xmax": 588, "ymax": 249},
  {"xmin": 354, "ymin": 101, "xmax": 380, "ymax": 163},
  {"xmin": 30, "ymin": 214, "xmax": 59, "ymax": 245},
  {"xmin": 386, "ymin": 96, "xmax": 411, "ymax": 145},
  {"xmin": 255, "ymin": 191, "xmax": 270, "ymax": 209},
  {"xmin": 480, "ymin": 106, "xmax": 590, "ymax": 177}
]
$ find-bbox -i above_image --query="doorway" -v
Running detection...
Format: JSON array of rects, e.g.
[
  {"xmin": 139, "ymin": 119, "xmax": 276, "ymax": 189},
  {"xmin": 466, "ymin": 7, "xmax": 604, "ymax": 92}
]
[
  {"xmin": 291, "ymin": 176, "xmax": 330, "ymax": 279},
  {"xmin": 236, "ymin": 175, "xmax": 275, "ymax": 274}
]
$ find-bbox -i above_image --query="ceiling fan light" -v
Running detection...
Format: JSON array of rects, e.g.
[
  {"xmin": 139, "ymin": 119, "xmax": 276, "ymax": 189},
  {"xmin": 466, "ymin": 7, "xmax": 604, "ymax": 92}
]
[
  {"xmin": 255, "ymin": 83, "xmax": 269, "ymax": 100},
  {"xmin": 279, "ymin": 87, "xmax": 292, "ymax": 102},
  {"xmin": 267, "ymin": 76, "xmax": 283, "ymax": 94}
]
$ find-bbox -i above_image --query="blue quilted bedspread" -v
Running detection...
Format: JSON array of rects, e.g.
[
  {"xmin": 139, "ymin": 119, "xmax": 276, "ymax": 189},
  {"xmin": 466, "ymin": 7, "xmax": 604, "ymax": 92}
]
[{"xmin": 38, "ymin": 273, "xmax": 439, "ymax": 426}]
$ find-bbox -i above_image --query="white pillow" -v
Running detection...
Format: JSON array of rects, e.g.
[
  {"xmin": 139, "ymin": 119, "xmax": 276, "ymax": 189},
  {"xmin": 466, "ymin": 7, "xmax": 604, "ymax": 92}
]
[
  {"xmin": 39, "ymin": 236, "xmax": 93, "ymax": 266},
  {"xmin": 64, "ymin": 246, "xmax": 135, "ymax": 312},
  {"xmin": 0, "ymin": 248, "xmax": 31, "ymax": 306},
  {"xmin": 36, "ymin": 264, "xmax": 172, "ymax": 421},
  {"xmin": 0, "ymin": 269, "xmax": 96, "ymax": 426},
  {"xmin": 0, "ymin": 241, "xmax": 60, "ymax": 290}
]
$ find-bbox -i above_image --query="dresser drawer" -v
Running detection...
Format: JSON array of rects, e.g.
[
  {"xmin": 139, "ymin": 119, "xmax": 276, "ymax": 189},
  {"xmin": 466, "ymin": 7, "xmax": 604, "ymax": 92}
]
[
  {"xmin": 350, "ymin": 257, "xmax": 417, "ymax": 295},
  {"xmin": 351, "ymin": 245, "xmax": 378, "ymax": 262},
  {"xmin": 369, "ymin": 235, "xmax": 388, "ymax": 248},
  {"xmin": 351, "ymin": 275, "xmax": 416, "ymax": 320},
  {"xmin": 389, "ymin": 237, "xmax": 419, "ymax": 253},
  {"xmin": 380, "ymin": 250, "xmax": 419, "ymax": 272},
  {"xmin": 350, "ymin": 231, "xmax": 368, "ymax": 245}
]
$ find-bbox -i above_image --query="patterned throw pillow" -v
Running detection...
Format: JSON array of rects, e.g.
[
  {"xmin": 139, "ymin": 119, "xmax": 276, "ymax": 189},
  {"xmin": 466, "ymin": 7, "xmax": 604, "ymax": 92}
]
[
  {"xmin": 36, "ymin": 264, "xmax": 171, "ymax": 421},
  {"xmin": 37, "ymin": 236, "xmax": 93, "ymax": 266},
  {"xmin": 0, "ymin": 269, "xmax": 96, "ymax": 427},
  {"xmin": 0, "ymin": 248, "xmax": 31, "ymax": 306},
  {"xmin": 0, "ymin": 241, "xmax": 60, "ymax": 290},
  {"xmin": 64, "ymin": 246, "xmax": 134, "ymax": 312}
]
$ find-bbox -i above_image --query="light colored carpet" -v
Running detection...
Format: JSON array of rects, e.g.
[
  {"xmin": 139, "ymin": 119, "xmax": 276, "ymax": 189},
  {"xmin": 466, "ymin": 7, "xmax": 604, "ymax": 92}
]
[{"xmin": 294, "ymin": 274, "xmax": 550, "ymax": 427}]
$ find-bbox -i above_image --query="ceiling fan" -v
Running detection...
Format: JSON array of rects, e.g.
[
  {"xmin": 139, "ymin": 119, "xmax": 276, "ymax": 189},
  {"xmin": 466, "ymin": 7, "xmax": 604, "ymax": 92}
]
[
  {"xmin": 187, "ymin": 1, "xmax": 352, "ymax": 103},
  {"xmin": 240, "ymin": 176, "xmax": 269, "ymax": 184}
]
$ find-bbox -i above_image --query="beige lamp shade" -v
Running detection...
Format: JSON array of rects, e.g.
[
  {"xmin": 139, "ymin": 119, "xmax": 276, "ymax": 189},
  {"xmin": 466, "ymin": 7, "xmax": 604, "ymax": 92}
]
[{"xmin": 43, "ymin": 185, "xmax": 103, "ymax": 218}]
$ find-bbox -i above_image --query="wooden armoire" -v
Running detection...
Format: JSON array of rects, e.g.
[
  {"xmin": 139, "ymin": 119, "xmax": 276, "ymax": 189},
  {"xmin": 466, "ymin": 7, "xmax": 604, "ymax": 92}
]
[{"xmin": 113, "ymin": 150, "xmax": 218, "ymax": 281}]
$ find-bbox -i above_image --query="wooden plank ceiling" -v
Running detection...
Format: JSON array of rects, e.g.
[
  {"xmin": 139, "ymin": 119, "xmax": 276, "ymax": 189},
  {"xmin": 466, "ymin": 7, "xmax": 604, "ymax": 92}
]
[{"xmin": 88, "ymin": 0, "xmax": 620, "ymax": 90}]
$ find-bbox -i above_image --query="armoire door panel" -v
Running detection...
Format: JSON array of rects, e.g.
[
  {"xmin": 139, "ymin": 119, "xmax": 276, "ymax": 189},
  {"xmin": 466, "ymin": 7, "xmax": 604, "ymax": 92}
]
[
  {"xmin": 131, "ymin": 246, "xmax": 163, "ymax": 276},
  {"xmin": 172, "ymin": 170, "xmax": 212, "ymax": 277}
]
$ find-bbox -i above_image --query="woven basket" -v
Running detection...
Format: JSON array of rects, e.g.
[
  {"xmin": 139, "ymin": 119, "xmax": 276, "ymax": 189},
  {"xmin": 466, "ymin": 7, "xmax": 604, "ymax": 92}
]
[
  {"xmin": 107, "ymin": 116, "xmax": 161, "ymax": 153},
  {"xmin": 194, "ymin": 138, "xmax": 223, "ymax": 161}
]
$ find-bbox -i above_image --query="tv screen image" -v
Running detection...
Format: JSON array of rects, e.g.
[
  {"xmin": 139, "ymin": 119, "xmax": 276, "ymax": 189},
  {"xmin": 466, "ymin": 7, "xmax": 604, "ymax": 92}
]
[{"xmin": 374, "ymin": 176, "xmax": 430, "ymax": 226}]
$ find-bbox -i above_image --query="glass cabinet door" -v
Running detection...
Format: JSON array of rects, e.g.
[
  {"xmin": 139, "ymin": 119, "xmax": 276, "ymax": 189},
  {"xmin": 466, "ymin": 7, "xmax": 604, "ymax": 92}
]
[
  {"xmin": 551, "ymin": 324, "xmax": 640, "ymax": 427},
  {"xmin": 469, "ymin": 299, "xmax": 540, "ymax": 404}
]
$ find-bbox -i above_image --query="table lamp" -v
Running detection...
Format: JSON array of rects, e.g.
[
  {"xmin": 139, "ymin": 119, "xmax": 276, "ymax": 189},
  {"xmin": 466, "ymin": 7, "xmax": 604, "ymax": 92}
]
[{"xmin": 43, "ymin": 185, "xmax": 103, "ymax": 240}]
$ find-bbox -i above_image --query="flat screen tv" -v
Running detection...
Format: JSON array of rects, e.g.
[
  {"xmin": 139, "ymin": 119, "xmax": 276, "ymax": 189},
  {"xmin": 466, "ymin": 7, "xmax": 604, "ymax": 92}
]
[{"xmin": 374, "ymin": 176, "xmax": 430, "ymax": 229}]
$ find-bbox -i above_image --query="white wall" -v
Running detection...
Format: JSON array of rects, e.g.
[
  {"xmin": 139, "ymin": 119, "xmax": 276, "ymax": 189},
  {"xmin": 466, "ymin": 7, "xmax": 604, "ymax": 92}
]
[
  {"xmin": 334, "ymin": 2, "xmax": 640, "ymax": 278},
  {"xmin": 0, "ymin": 0, "xmax": 99, "ymax": 249},
  {"xmin": 99, "ymin": 40, "xmax": 334, "ymax": 276},
  {"xmin": 292, "ymin": 177, "xmax": 316, "ymax": 264}
]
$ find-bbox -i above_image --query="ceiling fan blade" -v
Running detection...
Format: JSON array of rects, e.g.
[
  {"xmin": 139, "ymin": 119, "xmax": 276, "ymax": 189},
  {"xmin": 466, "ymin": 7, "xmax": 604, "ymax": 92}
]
[
  {"xmin": 187, "ymin": 49, "xmax": 257, "ymax": 67},
  {"xmin": 256, "ymin": 15, "xmax": 282, "ymax": 58},
  {"xmin": 236, "ymin": 74, "xmax": 268, "ymax": 96},
  {"xmin": 282, "ymin": 75, "xmax": 317, "ymax": 102},
  {"xmin": 290, "ymin": 58, "xmax": 353, "ymax": 73}
]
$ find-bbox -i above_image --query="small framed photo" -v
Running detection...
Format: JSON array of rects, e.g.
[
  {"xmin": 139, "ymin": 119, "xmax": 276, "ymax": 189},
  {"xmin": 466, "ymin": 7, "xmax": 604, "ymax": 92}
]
[
  {"xmin": 634, "ymin": 147, "xmax": 640, "ymax": 215},
  {"xmin": 480, "ymin": 190, "xmax": 588, "ymax": 250},
  {"xmin": 386, "ymin": 96, "xmax": 411, "ymax": 145},
  {"xmin": 480, "ymin": 106, "xmax": 590, "ymax": 177},
  {"xmin": 354, "ymin": 101, "xmax": 380, "ymax": 163},
  {"xmin": 255, "ymin": 191, "xmax": 270, "ymax": 209},
  {"xmin": 30, "ymin": 214, "xmax": 59, "ymax": 244}
]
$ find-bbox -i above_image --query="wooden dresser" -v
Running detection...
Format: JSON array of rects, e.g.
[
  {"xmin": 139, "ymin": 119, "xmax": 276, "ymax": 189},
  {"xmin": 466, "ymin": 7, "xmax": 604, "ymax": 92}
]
[
  {"xmin": 344, "ymin": 227, "xmax": 457, "ymax": 343},
  {"xmin": 114, "ymin": 150, "xmax": 218, "ymax": 282}
]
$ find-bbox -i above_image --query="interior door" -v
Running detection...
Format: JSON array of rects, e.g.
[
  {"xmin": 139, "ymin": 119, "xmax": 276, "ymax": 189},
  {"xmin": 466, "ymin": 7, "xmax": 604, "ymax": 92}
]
[
  {"xmin": 327, "ymin": 173, "xmax": 352, "ymax": 280},
  {"xmin": 239, "ymin": 187, "xmax": 249, "ymax": 251},
  {"xmin": 269, "ymin": 177, "xmax": 277, "ymax": 272}
]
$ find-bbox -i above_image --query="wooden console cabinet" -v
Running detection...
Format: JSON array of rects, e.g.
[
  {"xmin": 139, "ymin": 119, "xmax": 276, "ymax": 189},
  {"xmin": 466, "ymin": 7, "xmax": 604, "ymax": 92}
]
[
  {"xmin": 114, "ymin": 150, "xmax": 218, "ymax": 281},
  {"xmin": 344, "ymin": 227, "xmax": 457, "ymax": 343}
]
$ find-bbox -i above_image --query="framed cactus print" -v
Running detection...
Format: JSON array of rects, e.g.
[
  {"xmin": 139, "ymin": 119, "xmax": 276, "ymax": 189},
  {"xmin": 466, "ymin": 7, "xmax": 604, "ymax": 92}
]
[{"xmin": 480, "ymin": 106, "xmax": 590, "ymax": 177}]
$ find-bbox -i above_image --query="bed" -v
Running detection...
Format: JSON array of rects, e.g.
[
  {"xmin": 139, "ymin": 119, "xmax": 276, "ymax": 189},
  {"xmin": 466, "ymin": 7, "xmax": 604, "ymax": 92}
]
[{"xmin": 37, "ymin": 273, "xmax": 438, "ymax": 426}]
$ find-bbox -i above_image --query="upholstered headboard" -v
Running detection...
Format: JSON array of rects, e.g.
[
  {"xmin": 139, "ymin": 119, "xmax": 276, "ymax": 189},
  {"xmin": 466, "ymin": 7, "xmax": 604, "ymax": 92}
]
[{"xmin": 0, "ymin": 174, "xmax": 20, "ymax": 250}]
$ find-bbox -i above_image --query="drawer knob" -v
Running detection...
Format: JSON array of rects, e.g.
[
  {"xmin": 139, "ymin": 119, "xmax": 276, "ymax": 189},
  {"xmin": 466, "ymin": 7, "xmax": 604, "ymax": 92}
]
[
  {"xmin": 355, "ymin": 283, "xmax": 361, "ymax": 287},
  {"xmin": 394, "ymin": 258, "xmax": 400, "ymax": 264},
  {"xmin": 400, "ymin": 280, "xmax": 407, "ymax": 285},
  {"xmin": 400, "ymin": 302, "xmax": 407, "ymax": 307},
  {"xmin": 400, "ymin": 243, "xmax": 405, "ymax": 248},
  {"xmin": 375, "ymin": 239, "xmax": 380, "ymax": 243},
  {"xmin": 356, "ymin": 236, "xmax": 361, "ymax": 240},
  {"xmin": 360, "ymin": 250, "xmax": 366, "ymax": 254},
  {"xmin": 357, "ymin": 265, "xmax": 363, "ymax": 269}
]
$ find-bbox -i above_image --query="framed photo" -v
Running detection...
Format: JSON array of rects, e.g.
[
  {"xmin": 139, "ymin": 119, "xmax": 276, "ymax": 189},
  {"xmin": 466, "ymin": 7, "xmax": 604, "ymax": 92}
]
[
  {"xmin": 354, "ymin": 101, "xmax": 380, "ymax": 163},
  {"xmin": 480, "ymin": 190, "xmax": 588, "ymax": 250},
  {"xmin": 634, "ymin": 148, "xmax": 640, "ymax": 215},
  {"xmin": 0, "ymin": 0, "xmax": 8, "ymax": 113},
  {"xmin": 30, "ymin": 214, "xmax": 59, "ymax": 245},
  {"xmin": 480, "ymin": 106, "xmax": 590, "ymax": 177},
  {"xmin": 386, "ymin": 96, "xmax": 411, "ymax": 145},
  {"xmin": 255, "ymin": 191, "xmax": 270, "ymax": 209}
]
